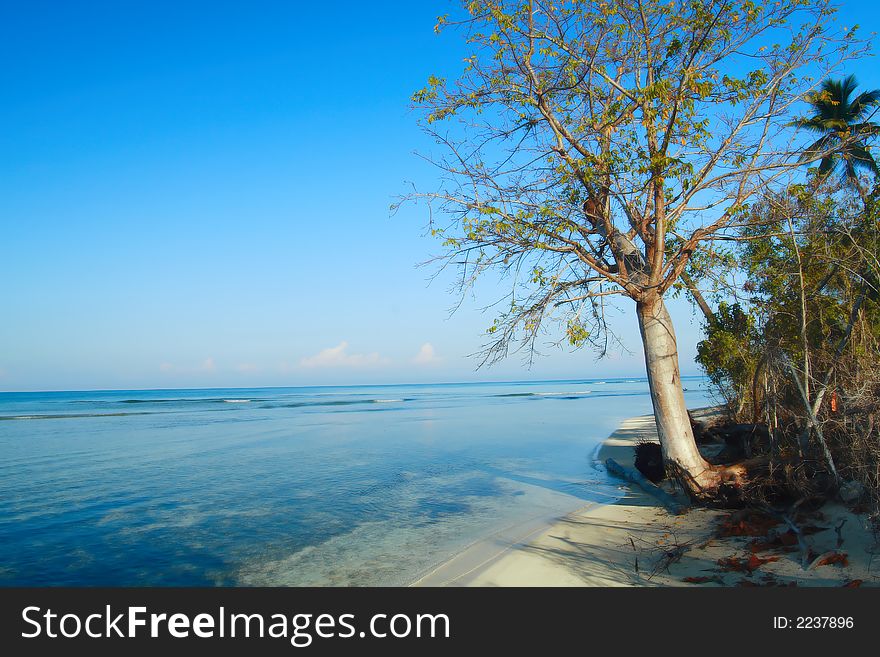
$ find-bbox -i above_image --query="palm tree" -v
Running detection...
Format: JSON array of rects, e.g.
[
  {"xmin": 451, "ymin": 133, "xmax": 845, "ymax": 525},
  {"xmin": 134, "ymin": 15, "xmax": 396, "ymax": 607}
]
[{"xmin": 794, "ymin": 75, "xmax": 880, "ymax": 195}]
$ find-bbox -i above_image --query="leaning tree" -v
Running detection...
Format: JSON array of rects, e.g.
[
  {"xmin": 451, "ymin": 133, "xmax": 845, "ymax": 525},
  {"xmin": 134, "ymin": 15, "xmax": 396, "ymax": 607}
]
[{"xmin": 409, "ymin": 0, "xmax": 867, "ymax": 493}]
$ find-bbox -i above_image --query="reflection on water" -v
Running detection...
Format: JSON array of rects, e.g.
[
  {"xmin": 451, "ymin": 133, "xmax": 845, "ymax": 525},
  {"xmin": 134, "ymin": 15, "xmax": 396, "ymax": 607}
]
[{"xmin": 0, "ymin": 378, "xmax": 710, "ymax": 586}]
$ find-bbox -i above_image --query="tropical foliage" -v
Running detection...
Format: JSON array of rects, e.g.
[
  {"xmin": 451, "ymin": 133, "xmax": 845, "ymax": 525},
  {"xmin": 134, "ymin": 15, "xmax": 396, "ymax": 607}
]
[
  {"xmin": 794, "ymin": 75, "xmax": 879, "ymax": 191},
  {"xmin": 695, "ymin": 76, "xmax": 880, "ymax": 506}
]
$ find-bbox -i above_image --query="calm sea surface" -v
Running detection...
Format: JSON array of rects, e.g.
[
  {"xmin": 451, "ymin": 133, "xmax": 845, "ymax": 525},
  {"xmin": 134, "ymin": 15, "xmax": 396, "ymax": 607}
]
[{"xmin": 0, "ymin": 378, "xmax": 710, "ymax": 586}]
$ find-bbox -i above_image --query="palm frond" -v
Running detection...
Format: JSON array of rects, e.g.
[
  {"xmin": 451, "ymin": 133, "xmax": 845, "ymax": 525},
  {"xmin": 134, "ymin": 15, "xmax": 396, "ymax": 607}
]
[
  {"xmin": 818, "ymin": 154, "xmax": 836, "ymax": 176},
  {"xmin": 839, "ymin": 75, "xmax": 859, "ymax": 104},
  {"xmin": 842, "ymin": 157, "xmax": 858, "ymax": 186},
  {"xmin": 799, "ymin": 135, "xmax": 832, "ymax": 162},
  {"xmin": 849, "ymin": 90, "xmax": 880, "ymax": 121},
  {"xmin": 849, "ymin": 122, "xmax": 880, "ymax": 137},
  {"xmin": 849, "ymin": 143, "xmax": 879, "ymax": 175},
  {"xmin": 790, "ymin": 116, "xmax": 832, "ymax": 133}
]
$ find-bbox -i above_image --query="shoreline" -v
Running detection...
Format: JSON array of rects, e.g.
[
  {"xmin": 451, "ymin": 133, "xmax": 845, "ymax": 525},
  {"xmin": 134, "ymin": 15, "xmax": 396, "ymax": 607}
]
[
  {"xmin": 416, "ymin": 412, "xmax": 880, "ymax": 587},
  {"xmin": 412, "ymin": 414, "xmax": 661, "ymax": 586}
]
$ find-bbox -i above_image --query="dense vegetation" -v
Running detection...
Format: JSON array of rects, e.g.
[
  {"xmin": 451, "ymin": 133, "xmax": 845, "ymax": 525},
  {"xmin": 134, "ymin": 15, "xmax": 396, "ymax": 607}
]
[{"xmin": 694, "ymin": 76, "xmax": 880, "ymax": 515}]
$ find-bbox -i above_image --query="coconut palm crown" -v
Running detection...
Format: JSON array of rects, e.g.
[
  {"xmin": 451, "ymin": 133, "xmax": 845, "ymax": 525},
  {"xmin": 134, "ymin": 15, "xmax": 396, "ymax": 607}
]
[{"xmin": 795, "ymin": 75, "xmax": 880, "ymax": 189}]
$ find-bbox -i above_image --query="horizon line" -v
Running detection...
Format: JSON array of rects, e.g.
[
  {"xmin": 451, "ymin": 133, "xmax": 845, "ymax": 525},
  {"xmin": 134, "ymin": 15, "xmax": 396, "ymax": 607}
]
[{"xmin": 0, "ymin": 373, "xmax": 710, "ymax": 395}]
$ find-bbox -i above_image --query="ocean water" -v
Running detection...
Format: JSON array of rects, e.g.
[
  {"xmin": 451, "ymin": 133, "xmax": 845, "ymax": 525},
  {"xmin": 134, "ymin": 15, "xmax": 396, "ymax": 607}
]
[{"xmin": 0, "ymin": 378, "xmax": 710, "ymax": 586}]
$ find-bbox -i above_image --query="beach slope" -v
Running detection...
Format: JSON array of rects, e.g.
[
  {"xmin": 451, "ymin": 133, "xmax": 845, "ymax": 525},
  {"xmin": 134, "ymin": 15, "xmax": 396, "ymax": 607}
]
[{"xmin": 426, "ymin": 414, "xmax": 879, "ymax": 587}]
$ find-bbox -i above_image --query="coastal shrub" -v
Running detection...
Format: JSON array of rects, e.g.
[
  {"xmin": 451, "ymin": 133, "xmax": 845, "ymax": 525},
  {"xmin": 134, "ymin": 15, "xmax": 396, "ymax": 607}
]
[
  {"xmin": 696, "ymin": 303, "xmax": 760, "ymax": 418},
  {"xmin": 694, "ymin": 178, "xmax": 880, "ymax": 519}
]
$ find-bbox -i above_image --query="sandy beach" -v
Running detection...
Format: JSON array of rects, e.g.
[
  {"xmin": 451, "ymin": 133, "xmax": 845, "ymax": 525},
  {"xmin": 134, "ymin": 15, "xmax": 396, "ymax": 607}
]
[{"xmin": 416, "ymin": 413, "xmax": 880, "ymax": 587}]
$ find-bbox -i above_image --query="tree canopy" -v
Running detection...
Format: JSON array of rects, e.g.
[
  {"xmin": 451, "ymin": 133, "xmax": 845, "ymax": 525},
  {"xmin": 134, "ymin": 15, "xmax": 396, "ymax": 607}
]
[
  {"xmin": 410, "ymin": 0, "xmax": 866, "ymax": 363},
  {"xmin": 409, "ymin": 0, "xmax": 871, "ymax": 492}
]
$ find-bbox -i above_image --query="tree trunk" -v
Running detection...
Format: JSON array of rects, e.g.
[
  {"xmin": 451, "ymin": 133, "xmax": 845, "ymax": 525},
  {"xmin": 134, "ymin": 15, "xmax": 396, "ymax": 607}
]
[{"xmin": 636, "ymin": 294, "xmax": 724, "ymax": 493}]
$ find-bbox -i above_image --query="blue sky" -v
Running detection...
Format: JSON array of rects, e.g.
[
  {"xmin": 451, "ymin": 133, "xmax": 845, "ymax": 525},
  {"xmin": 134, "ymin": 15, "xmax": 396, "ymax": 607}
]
[{"xmin": 1, "ymin": 1, "xmax": 877, "ymax": 392}]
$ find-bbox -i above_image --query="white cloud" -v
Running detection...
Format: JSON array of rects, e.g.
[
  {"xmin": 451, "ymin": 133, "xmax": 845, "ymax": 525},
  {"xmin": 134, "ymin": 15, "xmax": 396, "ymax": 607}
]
[
  {"xmin": 412, "ymin": 342, "xmax": 442, "ymax": 366},
  {"xmin": 299, "ymin": 341, "xmax": 386, "ymax": 369}
]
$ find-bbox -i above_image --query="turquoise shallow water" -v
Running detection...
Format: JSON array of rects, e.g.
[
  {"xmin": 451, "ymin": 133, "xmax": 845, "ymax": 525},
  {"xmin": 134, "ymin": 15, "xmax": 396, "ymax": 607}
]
[{"xmin": 0, "ymin": 378, "xmax": 710, "ymax": 586}]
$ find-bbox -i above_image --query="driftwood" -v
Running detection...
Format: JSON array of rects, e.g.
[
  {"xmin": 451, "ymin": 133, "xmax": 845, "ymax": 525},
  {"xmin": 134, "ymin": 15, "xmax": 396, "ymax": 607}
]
[
  {"xmin": 606, "ymin": 458, "xmax": 688, "ymax": 515},
  {"xmin": 765, "ymin": 500, "xmax": 814, "ymax": 570},
  {"xmin": 778, "ymin": 512, "xmax": 811, "ymax": 570}
]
